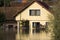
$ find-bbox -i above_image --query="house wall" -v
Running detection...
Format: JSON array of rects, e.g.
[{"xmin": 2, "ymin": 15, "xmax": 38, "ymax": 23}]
[
  {"xmin": 3, "ymin": 23, "xmax": 17, "ymax": 31},
  {"xmin": 15, "ymin": 2, "xmax": 54, "ymax": 21},
  {"xmin": 5, "ymin": 23, "xmax": 17, "ymax": 28},
  {"xmin": 15, "ymin": 2, "xmax": 54, "ymax": 40}
]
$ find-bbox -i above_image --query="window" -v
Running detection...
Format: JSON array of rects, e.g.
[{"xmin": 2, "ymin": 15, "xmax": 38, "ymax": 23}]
[
  {"xmin": 29, "ymin": 10, "xmax": 40, "ymax": 16},
  {"xmin": 33, "ymin": 22, "xmax": 40, "ymax": 28},
  {"xmin": 8, "ymin": 25, "xmax": 13, "ymax": 31},
  {"xmin": 8, "ymin": 25, "xmax": 13, "ymax": 29}
]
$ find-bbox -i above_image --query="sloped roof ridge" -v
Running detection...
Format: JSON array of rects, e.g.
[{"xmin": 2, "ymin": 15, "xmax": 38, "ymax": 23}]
[{"xmin": 14, "ymin": 0, "xmax": 50, "ymax": 17}]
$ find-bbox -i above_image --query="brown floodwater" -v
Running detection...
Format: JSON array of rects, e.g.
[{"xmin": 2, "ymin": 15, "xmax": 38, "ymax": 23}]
[{"xmin": 0, "ymin": 29, "xmax": 51, "ymax": 40}]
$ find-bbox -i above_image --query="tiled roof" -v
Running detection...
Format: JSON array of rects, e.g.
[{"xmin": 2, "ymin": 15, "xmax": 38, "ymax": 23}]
[{"xmin": 0, "ymin": 2, "xmax": 28, "ymax": 20}]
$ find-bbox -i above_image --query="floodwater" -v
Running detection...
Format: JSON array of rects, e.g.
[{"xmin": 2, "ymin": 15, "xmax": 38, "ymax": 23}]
[
  {"xmin": 19, "ymin": 31, "xmax": 51, "ymax": 40},
  {"xmin": 17, "ymin": 26, "xmax": 52, "ymax": 40},
  {"xmin": 0, "ymin": 29, "xmax": 51, "ymax": 40}
]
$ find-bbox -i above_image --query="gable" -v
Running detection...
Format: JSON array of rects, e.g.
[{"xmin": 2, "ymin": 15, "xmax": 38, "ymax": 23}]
[
  {"xmin": 14, "ymin": 1, "xmax": 50, "ymax": 17},
  {"xmin": 15, "ymin": 2, "xmax": 54, "ymax": 21}
]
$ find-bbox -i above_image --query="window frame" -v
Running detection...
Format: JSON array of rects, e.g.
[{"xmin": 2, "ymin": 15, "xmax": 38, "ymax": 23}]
[
  {"xmin": 32, "ymin": 22, "xmax": 40, "ymax": 33},
  {"xmin": 29, "ymin": 9, "xmax": 40, "ymax": 16},
  {"xmin": 32, "ymin": 22, "xmax": 40, "ymax": 28}
]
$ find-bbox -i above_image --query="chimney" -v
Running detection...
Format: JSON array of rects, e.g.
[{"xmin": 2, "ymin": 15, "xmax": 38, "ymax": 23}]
[{"xmin": 22, "ymin": 0, "xmax": 27, "ymax": 3}]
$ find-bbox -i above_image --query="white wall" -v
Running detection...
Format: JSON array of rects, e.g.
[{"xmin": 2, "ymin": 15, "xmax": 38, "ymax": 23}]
[
  {"xmin": 15, "ymin": 2, "xmax": 54, "ymax": 40},
  {"xmin": 15, "ymin": 2, "xmax": 54, "ymax": 21}
]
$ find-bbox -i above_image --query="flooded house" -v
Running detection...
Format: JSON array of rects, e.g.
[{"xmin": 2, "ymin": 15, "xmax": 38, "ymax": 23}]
[
  {"xmin": 0, "ymin": 0, "xmax": 54, "ymax": 40},
  {"xmin": 14, "ymin": 0, "xmax": 54, "ymax": 40},
  {"xmin": 0, "ymin": 0, "xmax": 28, "ymax": 31}
]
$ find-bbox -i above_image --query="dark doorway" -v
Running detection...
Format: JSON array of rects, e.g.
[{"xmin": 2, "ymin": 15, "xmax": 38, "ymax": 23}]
[
  {"xmin": 32, "ymin": 22, "xmax": 40, "ymax": 33},
  {"xmin": 22, "ymin": 20, "xmax": 29, "ymax": 34}
]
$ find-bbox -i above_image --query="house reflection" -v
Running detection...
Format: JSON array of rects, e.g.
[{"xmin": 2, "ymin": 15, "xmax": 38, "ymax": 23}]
[{"xmin": 17, "ymin": 22, "xmax": 50, "ymax": 40}]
